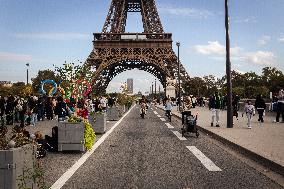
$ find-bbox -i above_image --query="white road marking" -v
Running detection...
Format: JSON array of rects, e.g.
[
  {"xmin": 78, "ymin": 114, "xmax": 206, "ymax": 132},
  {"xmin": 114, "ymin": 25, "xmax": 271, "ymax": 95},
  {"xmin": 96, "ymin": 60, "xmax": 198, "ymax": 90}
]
[
  {"xmin": 157, "ymin": 114, "xmax": 161, "ymax": 118},
  {"xmin": 50, "ymin": 105, "xmax": 136, "ymax": 189},
  {"xmin": 165, "ymin": 123, "xmax": 174, "ymax": 129},
  {"xmin": 172, "ymin": 131, "xmax": 187, "ymax": 140},
  {"xmin": 186, "ymin": 146, "xmax": 222, "ymax": 172},
  {"xmin": 153, "ymin": 111, "xmax": 158, "ymax": 114},
  {"xmin": 160, "ymin": 118, "xmax": 166, "ymax": 121}
]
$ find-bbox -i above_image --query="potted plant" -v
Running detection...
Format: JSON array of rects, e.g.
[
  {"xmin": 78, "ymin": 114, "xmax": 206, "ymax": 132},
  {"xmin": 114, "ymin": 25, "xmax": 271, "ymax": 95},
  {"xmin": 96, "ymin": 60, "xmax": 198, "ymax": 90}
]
[
  {"xmin": 58, "ymin": 115, "xmax": 96, "ymax": 151},
  {"xmin": 89, "ymin": 111, "xmax": 106, "ymax": 134},
  {"xmin": 0, "ymin": 126, "xmax": 45, "ymax": 189}
]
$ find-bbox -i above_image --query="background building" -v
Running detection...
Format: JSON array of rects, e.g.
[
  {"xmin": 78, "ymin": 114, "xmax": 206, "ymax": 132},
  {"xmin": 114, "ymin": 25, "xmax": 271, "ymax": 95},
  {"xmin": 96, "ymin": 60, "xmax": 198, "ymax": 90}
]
[{"xmin": 127, "ymin": 78, "xmax": 133, "ymax": 94}]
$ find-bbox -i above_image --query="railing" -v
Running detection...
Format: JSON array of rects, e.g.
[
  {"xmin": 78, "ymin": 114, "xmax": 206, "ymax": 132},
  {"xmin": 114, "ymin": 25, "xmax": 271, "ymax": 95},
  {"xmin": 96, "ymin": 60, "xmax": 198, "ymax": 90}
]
[{"xmin": 93, "ymin": 33, "xmax": 172, "ymax": 41}]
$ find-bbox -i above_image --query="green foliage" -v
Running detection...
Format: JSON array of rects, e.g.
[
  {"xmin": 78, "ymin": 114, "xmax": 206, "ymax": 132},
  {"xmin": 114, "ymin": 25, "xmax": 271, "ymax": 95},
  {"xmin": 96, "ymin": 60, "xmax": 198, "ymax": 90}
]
[
  {"xmin": 67, "ymin": 115, "xmax": 82, "ymax": 122},
  {"xmin": 84, "ymin": 120, "xmax": 96, "ymax": 150},
  {"xmin": 183, "ymin": 67, "xmax": 284, "ymax": 98},
  {"xmin": 54, "ymin": 62, "xmax": 94, "ymax": 97},
  {"xmin": 17, "ymin": 162, "xmax": 48, "ymax": 189},
  {"xmin": 31, "ymin": 69, "xmax": 59, "ymax": 94},
  {"xmin": 0, "ymin": 85, "xmax": 11, "ymax": 97}
]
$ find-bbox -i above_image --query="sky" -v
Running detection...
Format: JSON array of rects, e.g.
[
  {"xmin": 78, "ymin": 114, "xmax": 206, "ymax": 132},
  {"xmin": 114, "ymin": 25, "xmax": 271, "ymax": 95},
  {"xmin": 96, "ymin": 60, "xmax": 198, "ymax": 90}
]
[{"xmin": 0, "ymin": 0, "xmax": 283, "ymax": 93}]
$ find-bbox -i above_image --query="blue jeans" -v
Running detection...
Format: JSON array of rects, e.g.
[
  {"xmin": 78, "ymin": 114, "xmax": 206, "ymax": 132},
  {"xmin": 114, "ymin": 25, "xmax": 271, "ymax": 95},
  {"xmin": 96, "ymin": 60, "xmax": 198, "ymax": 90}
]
[{"xmin": 31, "ymin": 113, "xmax": 38, "ymax": 126}]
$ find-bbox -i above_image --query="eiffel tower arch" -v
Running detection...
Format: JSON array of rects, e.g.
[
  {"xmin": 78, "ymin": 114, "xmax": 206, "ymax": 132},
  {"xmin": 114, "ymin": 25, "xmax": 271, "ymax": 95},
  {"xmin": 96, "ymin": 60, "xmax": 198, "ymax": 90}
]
[{"xmin": 84, "ymin": 0, "xmax": 190, "ymax": 94}]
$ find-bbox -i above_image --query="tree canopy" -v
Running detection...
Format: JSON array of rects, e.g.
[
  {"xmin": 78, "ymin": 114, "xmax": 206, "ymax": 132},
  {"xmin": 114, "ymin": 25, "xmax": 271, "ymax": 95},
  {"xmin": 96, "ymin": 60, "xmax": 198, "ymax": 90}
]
[{"xmin": 182, "ymin": 67, "xmax": 284, "ymax": 98}]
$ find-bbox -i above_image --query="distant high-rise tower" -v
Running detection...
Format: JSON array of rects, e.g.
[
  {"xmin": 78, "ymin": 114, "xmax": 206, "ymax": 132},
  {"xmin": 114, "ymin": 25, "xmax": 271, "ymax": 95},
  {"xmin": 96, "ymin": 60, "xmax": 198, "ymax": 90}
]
[{"xmin": 127, "ymin": 78, "xmax": 133, "ymax": 94}]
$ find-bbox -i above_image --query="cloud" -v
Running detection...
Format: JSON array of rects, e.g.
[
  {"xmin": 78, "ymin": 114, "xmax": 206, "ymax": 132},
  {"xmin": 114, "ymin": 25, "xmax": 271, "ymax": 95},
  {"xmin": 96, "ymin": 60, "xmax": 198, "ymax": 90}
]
[
  {"xmin": 158, "ymin": 6, "xmax": 213, "ymax": 19},
  {"xmin": 193, "ymin": 41, "xmax": 276, "ymax": 66},
  {"xmin": 0, "ymin": 52, "xmax": 32, "ymax": 62},
  {"xmin": 234, "ymin": 69, "xmax": 246, "ymax": 74},
  {"xmin": 193, "ymin": 41, "xmax": 225, "ymax": 55},
  {"xmin": 193, "ymin": 41, "xmax": 242, "ymax": 56},
  {"xmin": 11, "ymin": 32, "xmax": 91, "ymax": 40},
  {"xmin": 233, "ymin": 16, "xmax": 258, "ymax": 23},
  {"xmin": 258, "ymin": 35, "xmax": 271, "ymax": 45},
  {"xmin": 245, "ymin": 51, "xmax": 275, "ymax": 66},
  {"xmin": 278, "ymin": 37, "xmax": 284, "ymax": 43}
]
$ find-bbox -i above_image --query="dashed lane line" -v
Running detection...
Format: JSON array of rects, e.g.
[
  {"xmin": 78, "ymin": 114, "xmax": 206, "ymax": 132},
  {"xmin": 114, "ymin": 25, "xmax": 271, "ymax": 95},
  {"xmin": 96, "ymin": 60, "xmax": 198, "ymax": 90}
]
[
  {"xmin": 165, "ymin": 123, "xmax": 174, "ymax": 129},
  {"xmin": 160, "ymin": 118, "xmax": 166, "ymax": 121},
  {"xmin": 50, "ymin": 105, "xmax": 136, "ymax": 189},
  {"xmin": 157, "ymin": 114, "xmax": 161, "ymax": 118},
  {"xmin": 153, "ymin": 111, "xmax": 158, "ymax": 114},
  {"xmin": 172, "ymin": 131, "xmax": 187, "ymax": 141},
  {"xmin": 186, "ymin": 146, "xmax": 222, "ymax": 172}
]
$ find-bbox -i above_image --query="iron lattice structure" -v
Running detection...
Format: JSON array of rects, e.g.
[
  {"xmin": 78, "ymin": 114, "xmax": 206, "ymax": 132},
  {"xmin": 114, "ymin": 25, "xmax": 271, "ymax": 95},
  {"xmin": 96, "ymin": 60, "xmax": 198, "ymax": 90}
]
[{"xmin": 85, "ymin": 0, "xmax": 190, "ymax": 94}]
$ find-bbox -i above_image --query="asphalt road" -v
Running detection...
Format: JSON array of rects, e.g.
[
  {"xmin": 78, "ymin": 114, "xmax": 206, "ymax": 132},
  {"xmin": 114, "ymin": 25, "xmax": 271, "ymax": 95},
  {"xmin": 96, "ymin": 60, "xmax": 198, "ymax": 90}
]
[{"xmin": 57, "ymin": 105, "xmax": 282, "ymax": 189}]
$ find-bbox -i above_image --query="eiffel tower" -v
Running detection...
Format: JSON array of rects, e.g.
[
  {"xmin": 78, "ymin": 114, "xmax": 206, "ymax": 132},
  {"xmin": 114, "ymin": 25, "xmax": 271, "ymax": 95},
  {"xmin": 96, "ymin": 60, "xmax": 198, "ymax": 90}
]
[{"xmin": 85, "ymin": 0, "xmax": 190, "ymax": 94}]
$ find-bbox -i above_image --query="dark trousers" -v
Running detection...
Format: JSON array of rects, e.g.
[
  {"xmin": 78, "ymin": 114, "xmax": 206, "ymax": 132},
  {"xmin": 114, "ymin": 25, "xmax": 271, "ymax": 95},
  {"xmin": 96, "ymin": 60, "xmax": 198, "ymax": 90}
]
[
  {"xmin": 6, "ymin": 111, "xmax": 13, "ymax": 125},
  {"xmin": 257, "ymin": 109, "xmax": 264, "ymax": 122},
  {"xmin": 37, "ymin": 107, "xmax": 45, "ymax": 121},
  {"xmin": 46, "ymin": 108, "xmax": 53, "ymax": 120},
  {"xmin": 276, "ymin": 102, "xmax": 284, "ymax": 122},
  {"xmin": 0, "ymin": 115, "xmax": 4, "ymax": 126},
  {"xmin": 19, "ymin": 112, "xmax": 25, "ymax": 127}
]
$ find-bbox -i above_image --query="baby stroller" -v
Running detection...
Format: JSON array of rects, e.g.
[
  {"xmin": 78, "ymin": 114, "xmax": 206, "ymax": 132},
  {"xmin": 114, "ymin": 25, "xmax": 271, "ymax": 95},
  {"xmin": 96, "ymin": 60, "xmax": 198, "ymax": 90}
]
[{"xmin": 181, "ymin": 110, "xmax": 199, "ymax": 138}]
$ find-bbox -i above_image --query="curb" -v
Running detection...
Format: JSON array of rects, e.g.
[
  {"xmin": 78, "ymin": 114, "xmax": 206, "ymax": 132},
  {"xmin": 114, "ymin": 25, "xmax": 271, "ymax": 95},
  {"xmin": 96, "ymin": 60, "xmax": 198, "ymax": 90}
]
[{"xmin": 156, "ymin": 106, "xmax": 284, "ymax": 176}]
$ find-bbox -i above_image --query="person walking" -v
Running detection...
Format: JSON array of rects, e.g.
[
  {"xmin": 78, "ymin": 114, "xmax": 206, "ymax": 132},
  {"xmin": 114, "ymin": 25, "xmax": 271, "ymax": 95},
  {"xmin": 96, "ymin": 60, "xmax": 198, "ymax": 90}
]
[
  {"xmin": 5, "ymin": 94, "xmax": 15, "ymax": 125},
  {"xmin": 45, "ymin": 97, "xmax": 54, "ymax": 120},
  {"xmin": 191, "ymin": 96, "xmax": 197, "ymax": 108},
  {"xmin": 232, "ymin": 94, "xmax": 240, "ymax": 120},
  {"xmin": 165, "ymin": 98, "xmax": 174, "ymax": 121},
  {"xmin": 29, "ymin": 96, "xmax": 38, "ymax": 126},
  {"xmin": 54, "ymin": 96, "xmax": 69, "ymax": 121},
  {"xmin": 100, "ymin": 96, "xmax": 108, "ymax": 112},
  {"xmin": 255, "ymin": 94, "xmax": 266, "ymax": 123},
  {"xmin": 0, "ymin": 96, "xmax": 5, "ymax": 126},
  {"xmin": 244, "ymin": 100, "xmax": 255, "ymax": 129},
  {"xmin": 37, "ymin": 95, "xmax": 45, "ymax": 121},
  {"xmin": 275, "ymin": 89, "xmax": 284, "ymax": 123},
  {"xmin": 209, "ymin": 91, "xmax": 222, "ymax": 127}
]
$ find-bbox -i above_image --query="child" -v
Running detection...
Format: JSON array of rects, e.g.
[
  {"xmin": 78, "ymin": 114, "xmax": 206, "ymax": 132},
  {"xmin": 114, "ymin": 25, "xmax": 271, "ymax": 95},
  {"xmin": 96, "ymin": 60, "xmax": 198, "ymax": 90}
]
[{"xmin": 243, "ymin": 100, "xmax": 255, "ymax": 129}]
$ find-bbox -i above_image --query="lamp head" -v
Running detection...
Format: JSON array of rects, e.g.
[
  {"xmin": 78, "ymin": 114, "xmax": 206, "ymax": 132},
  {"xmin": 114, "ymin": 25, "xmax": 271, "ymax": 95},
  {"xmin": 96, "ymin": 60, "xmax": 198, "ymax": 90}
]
[{"xmin": 176, "ymin": 42, "xmax": 180, "ymax": 47}]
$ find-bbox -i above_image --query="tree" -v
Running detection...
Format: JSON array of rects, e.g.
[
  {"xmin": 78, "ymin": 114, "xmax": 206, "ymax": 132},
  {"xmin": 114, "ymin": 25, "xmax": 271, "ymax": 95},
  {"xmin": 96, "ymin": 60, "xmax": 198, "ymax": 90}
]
[
  {"xmin": 0, "ymin": 85, "xmax": 11, "ymax": 96},
  {"xmin": 31, "ymin": 69, "xmax": 59, "ymax": 95},
  {"xmin": 261, "ymin": 67, "xmax": 284, "ymax": 93},
  {"xmin": 11, "ymin": 82, "xmax": 26, "ymax": 96},
  {"xmin": 183, "ymin": 77, "xmax": 206, "ymax": 96}
]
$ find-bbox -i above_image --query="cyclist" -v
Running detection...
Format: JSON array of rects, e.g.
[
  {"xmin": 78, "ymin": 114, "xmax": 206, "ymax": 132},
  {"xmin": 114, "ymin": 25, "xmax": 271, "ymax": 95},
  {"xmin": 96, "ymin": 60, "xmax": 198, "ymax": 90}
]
[{"xmin": 140, "ymin": 95, "xmax": 147, "ymax": 118}]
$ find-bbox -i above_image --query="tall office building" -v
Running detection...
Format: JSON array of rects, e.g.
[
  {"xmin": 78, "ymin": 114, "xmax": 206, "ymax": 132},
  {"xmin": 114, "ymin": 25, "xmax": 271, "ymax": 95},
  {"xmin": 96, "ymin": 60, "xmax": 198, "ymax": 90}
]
[{"xmin": 127, "ymin": 78, "xmax": 133, "ymax": 94}]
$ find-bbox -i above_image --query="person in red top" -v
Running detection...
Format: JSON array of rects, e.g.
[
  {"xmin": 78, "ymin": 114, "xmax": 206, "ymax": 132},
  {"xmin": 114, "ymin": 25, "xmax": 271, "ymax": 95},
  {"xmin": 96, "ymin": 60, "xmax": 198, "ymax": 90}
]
[{"xmin": 77, "ymin": 103, "xmax": 89, "ymax": 119}]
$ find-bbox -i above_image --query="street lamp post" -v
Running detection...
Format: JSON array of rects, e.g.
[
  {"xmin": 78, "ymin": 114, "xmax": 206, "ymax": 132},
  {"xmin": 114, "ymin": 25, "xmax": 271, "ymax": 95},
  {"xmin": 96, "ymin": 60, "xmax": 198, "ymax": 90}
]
[
  {"xmin": 26, "ymin": 63, "xmax": 30, "ymax": 85},
  {"xmin": 176, "ymin": 42, "xmax": 181, "ymax": 111},
  {"xmin": 154, "ymin": 79, "xmax": 157, "ymax": 99},
  {"xmin": 225, "ymin": 0, "xmax": 233, "ymax": 128},
  {"xmin": 159, "ymin": 85, "xmax": 161, "ymax": 99},
  {"xmin": 152, "ymin": 82, "xmax": 154, "ymax": 100}
]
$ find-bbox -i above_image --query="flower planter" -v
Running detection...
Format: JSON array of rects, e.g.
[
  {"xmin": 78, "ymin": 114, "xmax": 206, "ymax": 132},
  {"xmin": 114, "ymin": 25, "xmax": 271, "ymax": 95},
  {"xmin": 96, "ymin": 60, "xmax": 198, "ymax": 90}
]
[
  {"xmin": 118, "ymin": 105, "xmax": 126, "ymax": 115},
  {"xmin": 107, "ymin": 106, "xmax": 120, "ymax": 121},
  {"xmin": 0, "ymin": 144, "xmax": 35, "ymax": 189},
  {"xmin": 89, "ymin": 112, "xmax": 106, "ymax": 134},
  {"xmin": 58, "ymin": 122, "xmax": 85, "ymax": 152}
]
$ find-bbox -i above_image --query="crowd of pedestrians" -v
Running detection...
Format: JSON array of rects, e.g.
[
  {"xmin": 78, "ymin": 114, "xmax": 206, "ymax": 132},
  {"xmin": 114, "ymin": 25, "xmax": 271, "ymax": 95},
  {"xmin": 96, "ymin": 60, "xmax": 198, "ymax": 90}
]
[
  {"xmin": 159, "ymin": 88, "xmax": 284, "ymax": 129},
  {"xmin": 0, "ymin": 94, "xmax": 119, "ymax": 127}
]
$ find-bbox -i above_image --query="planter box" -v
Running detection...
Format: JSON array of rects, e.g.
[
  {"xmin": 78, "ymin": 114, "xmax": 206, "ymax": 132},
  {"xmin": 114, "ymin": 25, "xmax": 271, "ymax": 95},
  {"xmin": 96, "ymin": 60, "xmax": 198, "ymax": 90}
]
[
  {"xmin": 89, "ymin": 112, "xmax": 106, "ymax": 134},
  {"xmin": 107, "ymin": 107, "xmax": 120, "ymax": 121},
  {"xmin": 58, "ymin": 122, "xmax": 85, "ymax": 152},
  {"xmin": 0, "ymin": 144, "xmax": 35, "ymax": 189}
]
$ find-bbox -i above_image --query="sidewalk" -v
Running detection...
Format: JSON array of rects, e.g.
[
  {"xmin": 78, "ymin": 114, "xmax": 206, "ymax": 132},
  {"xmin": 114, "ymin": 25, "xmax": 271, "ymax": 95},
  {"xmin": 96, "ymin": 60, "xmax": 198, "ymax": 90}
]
[{"xmin": 157, "ymin": 105, "xmax": 284, "ymax": 175}]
